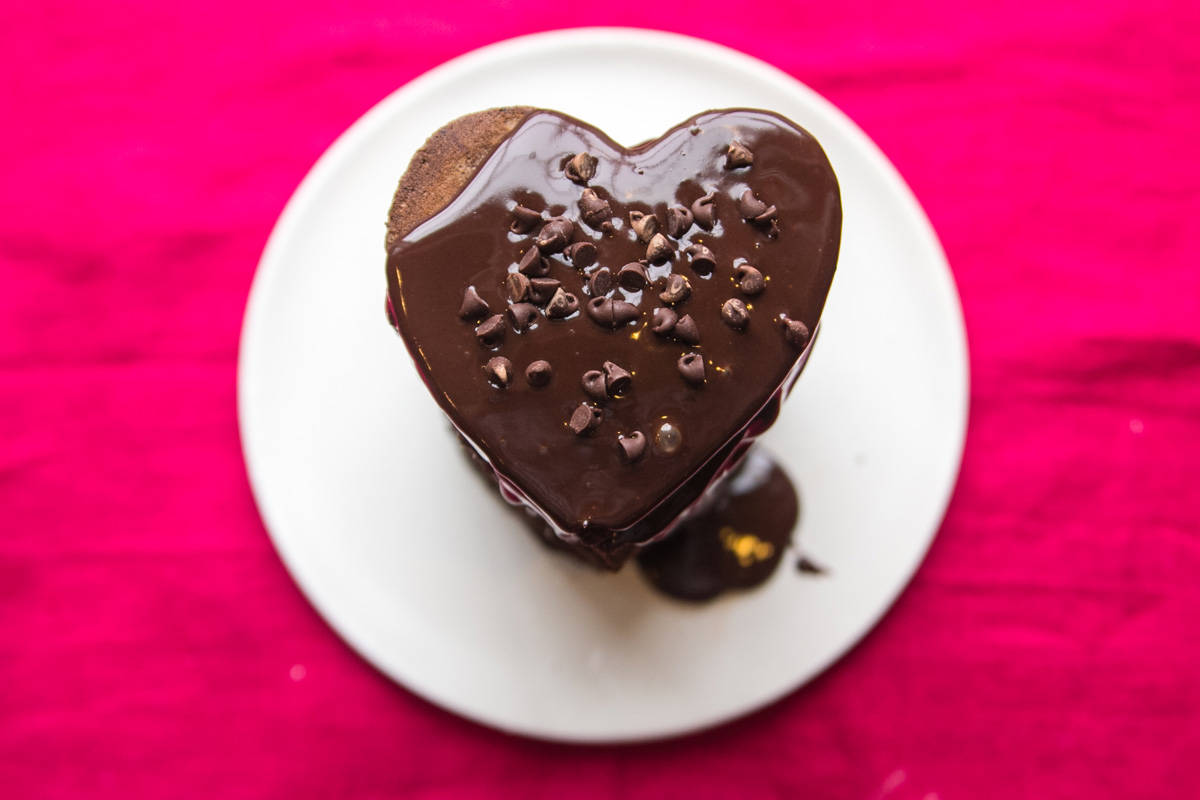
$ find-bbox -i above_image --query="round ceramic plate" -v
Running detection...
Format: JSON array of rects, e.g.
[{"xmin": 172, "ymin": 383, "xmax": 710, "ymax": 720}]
[{"xmin": 239, "ymin": 28, "xmax": 968, "ymax": 742}]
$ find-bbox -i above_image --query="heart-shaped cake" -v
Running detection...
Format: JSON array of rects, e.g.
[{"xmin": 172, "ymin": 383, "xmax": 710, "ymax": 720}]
[{"xmin": 385, "ymin": 107, "xmax": 840, "ymax": 569}]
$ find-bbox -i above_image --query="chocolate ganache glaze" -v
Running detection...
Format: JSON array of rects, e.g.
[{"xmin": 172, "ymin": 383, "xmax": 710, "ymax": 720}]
[{"xmin": 386, "ymin": 109, "xmax": 841, "ymax": 568}]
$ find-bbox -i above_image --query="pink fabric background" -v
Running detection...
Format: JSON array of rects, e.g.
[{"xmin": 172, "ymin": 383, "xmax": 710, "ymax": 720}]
[{"xmin": 3, "ymin": 2, "xmax": 1198, "ymax": 797}]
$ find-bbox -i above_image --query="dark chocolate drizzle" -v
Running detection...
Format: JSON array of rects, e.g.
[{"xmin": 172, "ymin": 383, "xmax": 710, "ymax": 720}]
[{"xmin": 386, "ymin": 109, "xmax": 840, "ymax": 564}]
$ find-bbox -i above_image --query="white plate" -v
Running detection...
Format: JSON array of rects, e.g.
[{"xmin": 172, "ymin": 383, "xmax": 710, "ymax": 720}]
[{"xmin": 238, "ymin": 28, "xmax": 968, "ymax": 743}]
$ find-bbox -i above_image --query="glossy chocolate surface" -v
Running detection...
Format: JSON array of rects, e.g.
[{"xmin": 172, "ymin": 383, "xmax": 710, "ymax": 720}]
[{"xmin": 387, "ymin": 109, "xmax": 840, "ymax": 552}]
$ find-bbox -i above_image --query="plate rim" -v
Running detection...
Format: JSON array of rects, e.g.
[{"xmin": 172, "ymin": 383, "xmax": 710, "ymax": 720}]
[{"xmin": 238, "ymin": 26, "xmax": 970, "ymax": 743}]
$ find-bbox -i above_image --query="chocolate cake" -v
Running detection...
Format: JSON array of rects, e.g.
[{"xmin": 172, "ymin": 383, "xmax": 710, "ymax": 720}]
[{"xmin": 385, "ymin": 107, "xmax": 841, "ymax": 571}]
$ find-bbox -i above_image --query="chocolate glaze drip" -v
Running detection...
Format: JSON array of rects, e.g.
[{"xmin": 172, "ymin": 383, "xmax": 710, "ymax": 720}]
[
  {"xmin": 636, "ymin": 449, "xmax": 799, "ymax": 601},
  {"xmin": 386, "ymin": 109, "xmax": 840, "ymax": 565}
]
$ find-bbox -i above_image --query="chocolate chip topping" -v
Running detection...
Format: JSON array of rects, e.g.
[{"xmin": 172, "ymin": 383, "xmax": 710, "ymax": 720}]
[
  {"xmin": 684, "ymin": 244, "xmax": 716, "ymax": 275},
  {"xmin": 659, "ymin": 273, "xmax": 692, "ymax": 305},
  {"xmin": 587, "ymin": 267, "xmax": 613, "ymax": 297},
  {"xmin": 617, "ymin": 431, "xmax": 646, "ymax": 463},
  {"xmin": 545, "ymin": 287, "xmax": 579, "ymax": 319},
  {"xmin": 534, "ymin": 217, "xmax": 573, "ymax": 254},
  {"xmin": 505, "ymin": 272, "xmax": 531, "ymax": 303},
  {"xmin": 646, "ymin": 233, "xmax": 674, "ymax": 264},
  {"xmin": 507, "ymin": 302, "xmax": 539, "ymax": 331},
  {"xmin": 518, "ymin": 246, "xmax": 549, "ymax": 276},
  {"xmin": 485, "ymin": 356, "xmax": 513, "ymax": 387},
  {"xmin": 578, "ymin": 188, "xmax": 613, "ymax": 229},
  {"xmin": 586, "ymin": 297, "xmax": 614, "ymax": 327},
  {"xmin": 459, "ymin": 286, "xmax": 490, "ymax": 320},
  {"xmin": 602, "ymin": 360, "xmax": 632, "ymax": 396},
  {"xmin": 629, "ymin": 210, "xmax": 659, "ymax": 243},
  {"xmin": 528, "ymin": 277, "xmax": 561, "ymax": 305},
  {"xmin": 617, "ymin": 262, "xmax": 648, "ymax": 291},
  {"xmin": 665, "ymin": 205, "xmax": 694, "ymax": 238},
  {"xmin": 564, "ymin": 151, "xmax": 598, "ymax": 185},
  {"xmin": 650, "ymin": 306, "xmax": 678, "ymax": 335},
  {"xmin": 736, "ymin": 188, "xmax": 768, "ymax": 220},
  {"xmin": 784, "ymin": 318, "xmax": 811, "ymax": 349},
  {"xmin": 721, "ymin": 298, "xmax": 750, "ymax": 330},
  {"xmin": 564, "ymin": 241, "xmax": 597, "ymax": 269},
  {"xmin": 568, "ymin": 403, "xmax": 603, "ymax": 435},
  {"xmin": 691, "ymin": 192, "xmax": 716, "ymax": 230},
  {"xmin": 737, "ymin": 189, "xmax": 777, "ymax": 226},
  {"xmin": 677, "ymin": 352, "xmax": 706, "ymax": 386},
  {"xmin": 510, "ymin": 205, "xmax": 541, "ymax": 234},
  {"xmin": 734, "ymin": 264, "xmax": 765, "ymax": 295},
  {"xmin": 474, "ymin": 314, "xmax": 505, "ymax": 346},
  {"xmin": 724, "ymin": 139, "xmax": 754, "ymax": 169},
  {"xmin": 611, "ymin": 299, "xmax": 640, "ymax": 326},
  {"xmin": 673, "ymin": 313, "xmax": 701, "ymax": 344},
  {"xmin": 526, "ymin": 359, "xmax": 553, "ymax": 386},
  {"xmin": 581, "ymin": 369, "xmax": 607, "ymax": 401}
]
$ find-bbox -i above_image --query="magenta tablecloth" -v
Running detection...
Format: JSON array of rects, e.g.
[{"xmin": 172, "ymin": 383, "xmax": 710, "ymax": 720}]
[{"xmin": 3, "ymin": 3, "xmax": 1199, "ymax": 798}]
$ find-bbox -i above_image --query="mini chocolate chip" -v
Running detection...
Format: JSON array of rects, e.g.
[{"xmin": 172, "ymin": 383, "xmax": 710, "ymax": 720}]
[
  {"xmin": 569, "ymin": 403, "xmax": 603, "ymax": 435},
  {"xmin": 485, "ymin": 356, "xmax": 513, "ymax": 387},
  {"xmin": 518, "ymin": 246, "xmax": 549, "ymax": 277},
  {"xmin": 784, "ymin": 318, "xmax": 811, "ymax": 348},
  {"xmin": 564, "ymin": 241, "xmax": 597, "ymax": 269},
  {"xmin": 659, "ymin": 274, "xmax": 692, "ymax": 305},
  {"xmin": 617, "ymin": 262, "xmax": 648, "ymax": 291},
  {"xmin": 737, "ymin": 189, "xmax": 769, "ymax": 220},
  {"xmin": 507, "ymin": 302, "xmax": 539, "ymax": 332},
  {"xmin": 725, "ymin": 139, "xmax": 754, "ymax": 169},
  {"xmin": 734, "ymin": 264, "xmax": 765, "ymax": 295},
  {"xmin": 526, "ymin": 360, "xmax": 553, "ymax": 387},
  {"xmin": 588, "ymin": 267, "xmax": 613, "ymax": 296},
  {"xmin": 646, "ymin": 233, "xmax": 674, "ymax": 264},
  {"xmin": 545, "ymin": 287, "xmax": 579, "ymax": 319},
  {"xmin": 665, "ymin": 205, "xmax": 694, "ymax": 238},
  {"xmin": 611, "ymin": 300, "xmax": 640, "ymax": 327},
  {"xmin": 505, "ymin": 272, "xmax": 531, "ymax": 303},
  {"xmin": 563, "ymin": 152, "xmax": 598, "ymax": 185},
  {"xmin": 535, "ymin": 217, "xmax": 573, "ymax": 254},
  {"xmin": 459, "ymin": 286, "xmax": 490, "ymax": 320},
  {"xmin": 629, "ymin": 210, "xmax": 659, "ymax": 243},
  {"xmin": 587, "ymin": 296, "xmax": 640, "ymax": 328},
  {"xmin": 475, "ymin": 314, "xmax": 505, "ymax": 346},
  {"xmin": 578, "ymin": 188, "xmax": 613, "ymax": 229},
  {"xmin": 528, "ymin": 277, "xmax": 561, "ymax": 305},
  {"xmin": 617, "ymin": 431, "xmax": 646, "ymax": 463},
  {"xmin": 581, "ymin": 369, "xmax": 608, "ymax": 401},
  {"xmin": 602, "ymin": 361, "xmax": 632, "ymax": 396},
  {"xmin": 691, "ymin": 193, "xmax": 716, "ymax": 230},
  {"xmin": 684, "ymin": 244, "xmax": 716, "ymax": 274},
  {"xmin": 510, "ymin": 204, "xmax": 542, "ymax": 234},
  {"xmin": 721, "ymin": 298, "xmax": 750, "ymax": 330},
  {"xmin": 651, "ymin": 306, "xmax": 678, "ymax": 335},
  {"xmin": 677, "ymin": 352, "xmax": 706, "ymax": 386},
  {"xmin": 673, "ymin": 314, "xmax": 700, "ymax": 344},
  {"xmin": 586, "ymin": 297, "xmax": 614, "ymax": 327}
]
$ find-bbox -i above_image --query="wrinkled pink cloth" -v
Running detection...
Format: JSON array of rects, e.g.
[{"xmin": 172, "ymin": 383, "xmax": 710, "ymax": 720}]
[{"xmin": 2, "ymin": 2, "xmax": 1198, "ymax": 798}]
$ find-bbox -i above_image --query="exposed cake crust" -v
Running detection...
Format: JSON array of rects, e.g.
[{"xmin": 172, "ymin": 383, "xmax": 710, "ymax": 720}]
[{"xmin": 385, "ymin": 106, "xmax": 537, "ymax": 249}]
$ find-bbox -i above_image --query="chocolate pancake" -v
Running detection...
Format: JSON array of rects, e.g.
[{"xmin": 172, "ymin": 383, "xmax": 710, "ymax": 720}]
[{"xmin": 385, "ymin": 107, "xmax": 841, "ymax": 568}]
